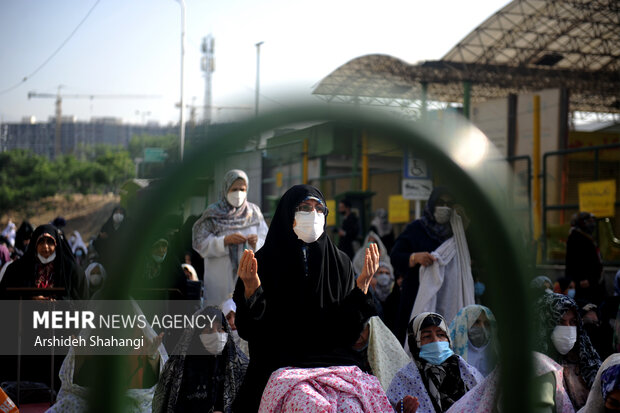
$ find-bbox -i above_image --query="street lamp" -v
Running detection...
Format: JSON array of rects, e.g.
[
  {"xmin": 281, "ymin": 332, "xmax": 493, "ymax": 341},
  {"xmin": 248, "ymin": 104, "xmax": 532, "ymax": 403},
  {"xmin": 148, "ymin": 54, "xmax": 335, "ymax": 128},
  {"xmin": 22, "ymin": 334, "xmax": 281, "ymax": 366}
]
[
  {"xmin": 176, "ymin": 0, "xmax": 186, "ymax": 161},
  {"xmin": 255, "ymin": 41, "xmax": 264, "ymax": 118}
]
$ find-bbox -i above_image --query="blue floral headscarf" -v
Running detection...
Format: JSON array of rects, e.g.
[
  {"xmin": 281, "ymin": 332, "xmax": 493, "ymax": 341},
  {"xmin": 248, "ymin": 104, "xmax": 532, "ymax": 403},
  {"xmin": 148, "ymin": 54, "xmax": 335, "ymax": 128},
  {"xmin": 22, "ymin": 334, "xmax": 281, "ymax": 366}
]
[
  {"xmin": 602, "ymin": 364, "xmax": 620, "ymax": 402},
  {"xmin": 449, "ymin": 305, "xmax": 497, "ymax": 362}
]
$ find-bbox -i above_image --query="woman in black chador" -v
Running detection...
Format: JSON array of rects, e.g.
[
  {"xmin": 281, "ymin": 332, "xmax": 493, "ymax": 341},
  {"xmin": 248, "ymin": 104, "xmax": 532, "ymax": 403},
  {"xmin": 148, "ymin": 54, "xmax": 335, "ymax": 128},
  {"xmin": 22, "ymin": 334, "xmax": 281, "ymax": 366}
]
[
  {"xmin": 0, "ymin": 223, "xmax": 86, "ymax": 300},
  {"xmin": 232, "ymin": 185, "xmax": 379, "ymax": 411}
]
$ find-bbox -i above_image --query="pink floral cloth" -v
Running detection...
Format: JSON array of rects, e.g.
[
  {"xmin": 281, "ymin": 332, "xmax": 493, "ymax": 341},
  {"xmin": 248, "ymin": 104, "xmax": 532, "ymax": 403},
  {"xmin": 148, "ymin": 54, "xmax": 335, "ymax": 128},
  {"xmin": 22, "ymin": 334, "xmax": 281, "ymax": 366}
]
[{"xmin": 258, "ymin": 366, "xmax": 394, "ymax": 413}]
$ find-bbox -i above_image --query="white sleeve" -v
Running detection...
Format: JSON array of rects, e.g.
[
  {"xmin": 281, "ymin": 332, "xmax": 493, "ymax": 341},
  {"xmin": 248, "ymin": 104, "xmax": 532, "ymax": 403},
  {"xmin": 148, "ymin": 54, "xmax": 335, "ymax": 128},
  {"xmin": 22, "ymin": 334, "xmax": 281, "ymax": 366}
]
[
  {"xmin": 192, "ymin": 220, "xmax": 228, "ymax": 258},
  {"xmin": 256, "ymin": 218, "xmax": 269, "ymax": 251}
]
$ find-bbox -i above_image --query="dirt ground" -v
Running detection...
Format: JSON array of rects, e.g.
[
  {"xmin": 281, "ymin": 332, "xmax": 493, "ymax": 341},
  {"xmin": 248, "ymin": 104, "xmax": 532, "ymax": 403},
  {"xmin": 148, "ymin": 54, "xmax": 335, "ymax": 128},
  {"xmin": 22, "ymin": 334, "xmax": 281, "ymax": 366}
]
[{"xmin": 1, "ymin": 193, "xmax": 120, "ymax": 243}]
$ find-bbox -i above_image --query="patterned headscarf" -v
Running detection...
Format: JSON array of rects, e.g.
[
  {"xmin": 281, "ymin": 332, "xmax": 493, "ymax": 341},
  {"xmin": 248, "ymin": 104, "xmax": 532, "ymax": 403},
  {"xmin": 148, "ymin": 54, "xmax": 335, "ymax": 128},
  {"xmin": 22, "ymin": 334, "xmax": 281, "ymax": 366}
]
[
  {"xmin": 533, "ymin": 292, "xmax": 601, "ymax": 387},
  {"xmin": 449, "ymin": 305, "xmax": 497, "ymax": 362},
  {"xmin": 152, "ymin": 306, "xmax": 248, "ymax": 413},
  {"xmin": 602, "ymin": 364, "xmax": 620, "ymax": 402},
  {"xmin": 192, "ymin": 170, "xmax": 264, "ymax": 275}
]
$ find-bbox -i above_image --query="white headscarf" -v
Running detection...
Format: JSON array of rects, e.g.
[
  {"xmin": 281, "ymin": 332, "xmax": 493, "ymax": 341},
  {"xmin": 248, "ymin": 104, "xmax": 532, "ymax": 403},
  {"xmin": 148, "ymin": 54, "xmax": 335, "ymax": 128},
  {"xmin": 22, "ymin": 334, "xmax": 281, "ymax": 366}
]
[
  {"xmin": 69, "ymin": 230, "xmax": 88, "ymax": 255},
  {"xmin": 1, "ymin": 220, "xmax": 16, "ymax": 247},
  {"xmin": 405, "ymin": 311, "xmax": 451, "ymax": 356},
  {"xmin": 222, "ymin": 297, "xmax": 236, "ymax": 316}
]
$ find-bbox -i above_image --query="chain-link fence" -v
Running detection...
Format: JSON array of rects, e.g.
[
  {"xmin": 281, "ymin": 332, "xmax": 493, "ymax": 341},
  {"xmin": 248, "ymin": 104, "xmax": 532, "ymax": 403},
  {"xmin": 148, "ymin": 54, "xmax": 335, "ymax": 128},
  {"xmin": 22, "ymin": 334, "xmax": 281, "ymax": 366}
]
[{"xmin": 543, "ymin": 143, "xmax": 620, "ymax": 264}]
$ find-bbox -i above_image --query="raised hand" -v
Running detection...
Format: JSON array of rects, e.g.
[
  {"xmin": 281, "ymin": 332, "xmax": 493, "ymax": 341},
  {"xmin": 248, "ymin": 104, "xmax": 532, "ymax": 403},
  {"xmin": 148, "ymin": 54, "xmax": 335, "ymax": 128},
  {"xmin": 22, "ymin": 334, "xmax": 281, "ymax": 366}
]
[
  {"xmin": 356, "ymin": 243, "xmax": 380, "ymax": 294},
  {"xmin": 238, "ymin": 249, "xmax": 260, "ymax": 298}
]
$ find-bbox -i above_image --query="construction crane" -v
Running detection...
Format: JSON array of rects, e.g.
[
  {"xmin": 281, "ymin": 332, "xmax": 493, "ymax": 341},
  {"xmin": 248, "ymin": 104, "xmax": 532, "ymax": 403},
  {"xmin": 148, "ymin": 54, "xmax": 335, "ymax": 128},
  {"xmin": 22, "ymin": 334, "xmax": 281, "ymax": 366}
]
[
  {"xmin": 176, "ymin": 98, "xmax": 251, "ymax": 128},
  {"xmin": 28, "ymin": 86, "xmax": 160, "ymax": 158}
]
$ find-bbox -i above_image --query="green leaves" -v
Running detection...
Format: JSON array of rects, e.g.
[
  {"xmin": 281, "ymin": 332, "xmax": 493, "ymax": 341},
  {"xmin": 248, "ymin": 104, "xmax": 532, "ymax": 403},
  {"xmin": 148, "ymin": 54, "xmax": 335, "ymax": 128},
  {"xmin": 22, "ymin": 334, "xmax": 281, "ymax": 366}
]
[{"xmin": 0, "ymin": 148, "xmax": 135, "ymax": 214}]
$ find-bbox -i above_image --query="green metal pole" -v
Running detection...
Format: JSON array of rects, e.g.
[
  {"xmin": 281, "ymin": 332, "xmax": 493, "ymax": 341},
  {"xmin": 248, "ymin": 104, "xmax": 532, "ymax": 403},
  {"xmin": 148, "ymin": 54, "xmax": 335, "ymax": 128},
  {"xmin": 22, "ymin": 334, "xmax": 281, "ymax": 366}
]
[
  {"xmin": 351, "ymin": 134, "xmax": 360, "ymax": 190},
  {"xmin": 421, "ymin": 82, "xmax": 428, "ymax": 119},
  {"xmin": 463, "ymin": 80, "xmax": 471, "ymax": 119}
]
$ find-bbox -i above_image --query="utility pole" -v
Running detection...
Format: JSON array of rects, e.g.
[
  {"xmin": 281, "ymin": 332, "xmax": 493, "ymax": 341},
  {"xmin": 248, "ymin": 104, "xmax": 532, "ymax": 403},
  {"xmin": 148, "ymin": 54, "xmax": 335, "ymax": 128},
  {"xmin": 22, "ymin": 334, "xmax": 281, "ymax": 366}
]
[
  {"xmin": 255, "ymin": 41, "xmax": 264, "ymax": 118},
  {"xmin": 176, "ymin": 0, "xmax": 187, "ymax": 161}
]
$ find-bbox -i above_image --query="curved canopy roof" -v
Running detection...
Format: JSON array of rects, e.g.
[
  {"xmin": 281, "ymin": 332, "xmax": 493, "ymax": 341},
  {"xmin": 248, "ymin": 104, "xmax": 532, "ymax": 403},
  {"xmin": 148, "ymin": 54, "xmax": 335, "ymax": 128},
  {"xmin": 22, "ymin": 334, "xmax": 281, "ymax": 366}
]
[{"xmin": 313, "ymin": 0, "xmax": 620, "ymax": 113}]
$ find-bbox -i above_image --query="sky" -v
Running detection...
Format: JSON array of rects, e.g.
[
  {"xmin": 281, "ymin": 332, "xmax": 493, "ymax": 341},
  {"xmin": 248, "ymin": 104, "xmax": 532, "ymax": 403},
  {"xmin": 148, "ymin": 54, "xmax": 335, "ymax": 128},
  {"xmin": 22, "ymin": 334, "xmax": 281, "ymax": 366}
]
[{"xmin": 0, "ymin": 0, "xmax": 509, "ymax": 126}]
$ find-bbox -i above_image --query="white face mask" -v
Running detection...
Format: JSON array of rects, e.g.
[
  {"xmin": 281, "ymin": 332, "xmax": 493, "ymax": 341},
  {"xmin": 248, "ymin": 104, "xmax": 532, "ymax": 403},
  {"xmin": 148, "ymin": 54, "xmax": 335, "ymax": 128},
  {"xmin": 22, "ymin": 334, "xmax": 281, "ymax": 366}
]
[
  {"xmin": 199, "ymin": 332, "xmax": 228, "ymax": 355},
  {"xmin": 113, "ymin": 213, "xmax": 124, "ymax": 224},
  {"xmin": 226, "ymin": 190, "xmax": 247, "ymax": 208},
  {"xmin": 152, "ymin": 253, "xmax": 166, "ymax": 264},
  {"xmin": 90, "ymin": 272, "xmax": 103, "ymax": 288},
  {"xmin": 293, "ymin": 211, "xmax": 325, "ymax": 243},
  {"xmin": 434, "ymin": 206, "xmax": 452, "ymax": 224},
  {"xmin": 38, "ymin": 252, "xmax": 56, "ymax": 264},
  {"xmin": 551, "ymin": 325, "xmax": 577, "ymax": 355}
]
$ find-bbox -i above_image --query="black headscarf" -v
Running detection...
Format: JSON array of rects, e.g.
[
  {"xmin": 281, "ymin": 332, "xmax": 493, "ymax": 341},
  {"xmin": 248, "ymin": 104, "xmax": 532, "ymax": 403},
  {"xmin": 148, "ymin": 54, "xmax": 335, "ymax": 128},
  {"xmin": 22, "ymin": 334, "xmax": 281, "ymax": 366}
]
[
  {"xmin": 0, "ymin": 224, "xmax": 86, "ymax": 299},
  {"xmin": 255, "ymin": 184, "xmax": 354, "ymax": 309},
  {"xmin": 420, "ymin": 187, "xmax": 454, "ymax": 244},
  {"xmin": 14, "ymin": 220, "xmax": 34, "ymax": 253}
]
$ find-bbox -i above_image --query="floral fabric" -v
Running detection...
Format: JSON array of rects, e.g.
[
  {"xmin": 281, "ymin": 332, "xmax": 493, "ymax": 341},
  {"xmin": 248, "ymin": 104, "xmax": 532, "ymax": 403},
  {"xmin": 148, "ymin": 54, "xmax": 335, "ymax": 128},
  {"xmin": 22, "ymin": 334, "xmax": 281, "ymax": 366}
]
[
  {"xmin": 258, "ymin": 366, "xmax": 393, "ymax": 413},
  {"xmin": 386, "ymin": 356, "xmax": 482, "ymax": 413}
]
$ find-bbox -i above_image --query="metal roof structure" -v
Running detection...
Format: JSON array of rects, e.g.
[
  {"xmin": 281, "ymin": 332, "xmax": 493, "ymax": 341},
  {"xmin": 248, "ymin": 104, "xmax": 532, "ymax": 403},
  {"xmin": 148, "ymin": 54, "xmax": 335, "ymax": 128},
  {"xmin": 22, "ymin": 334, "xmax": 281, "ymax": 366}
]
[{"xmin": 313, "ymin": 0, "xmax": 620, "ymax": 114}]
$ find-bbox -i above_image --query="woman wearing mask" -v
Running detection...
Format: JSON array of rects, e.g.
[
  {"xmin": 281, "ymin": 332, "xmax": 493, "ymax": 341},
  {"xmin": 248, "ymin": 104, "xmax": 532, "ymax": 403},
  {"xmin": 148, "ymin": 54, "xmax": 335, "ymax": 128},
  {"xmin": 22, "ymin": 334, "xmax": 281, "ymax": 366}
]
[
  {"xmin": 554, "ymin": 276, "xmax": 578, "ymax": 300},
  {"xmin": 85, "ymin": 262, "xmax": 107, "ymax": 298},
  {"xmin": 535, "ymin": 293, "xmax": 602, "ymax": 410},
  {"xmin": 137, "ymin": 237, "xmax": 186, "ymax": 299},
  {"xmin": 153, "ymin": 307, "xmax": 248, "ymax": 413},
  {"xmin": 352, "ymin": 230, "xmax": 391, "ymax": 276},
  {"xmin": 578, "ymin": 353, "xmax": 620, "ymax": 413},
  {"xmin": 387, "ymin": 312, "xmax": 483, "ymax": 413},
  {"xmin": 193, "ymin": 169, "xmax": 268, "ymax": 306},
  {"xmin": 449, "ymin": 305, "xmax": 498, "ymax": 377},
  {"xmin": 232, "ymin": 185, "xmax": 379, "ymax": 411},
  {"xmin": 0, "ymin": 224, "xmax": 87, "ymax": 300},
  {"xmin": 390, "ymin": 188, "xmax": 466, "ymax": 343},
  {"xmin": 93, "ymin": 205, "xmax": 128, "ymax": 269}
]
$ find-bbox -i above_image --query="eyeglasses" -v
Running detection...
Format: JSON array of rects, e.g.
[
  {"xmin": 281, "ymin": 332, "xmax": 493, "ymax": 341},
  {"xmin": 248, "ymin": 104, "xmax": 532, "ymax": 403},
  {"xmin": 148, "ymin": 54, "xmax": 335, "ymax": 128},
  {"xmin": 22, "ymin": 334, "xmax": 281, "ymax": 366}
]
[
  {"xmin": 295, "ymin": 203, "xmax": 327, "ymax": 215},
  {"xmin": 435, "ymin": 198, "xmax": 455, "ymax": 207}
]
